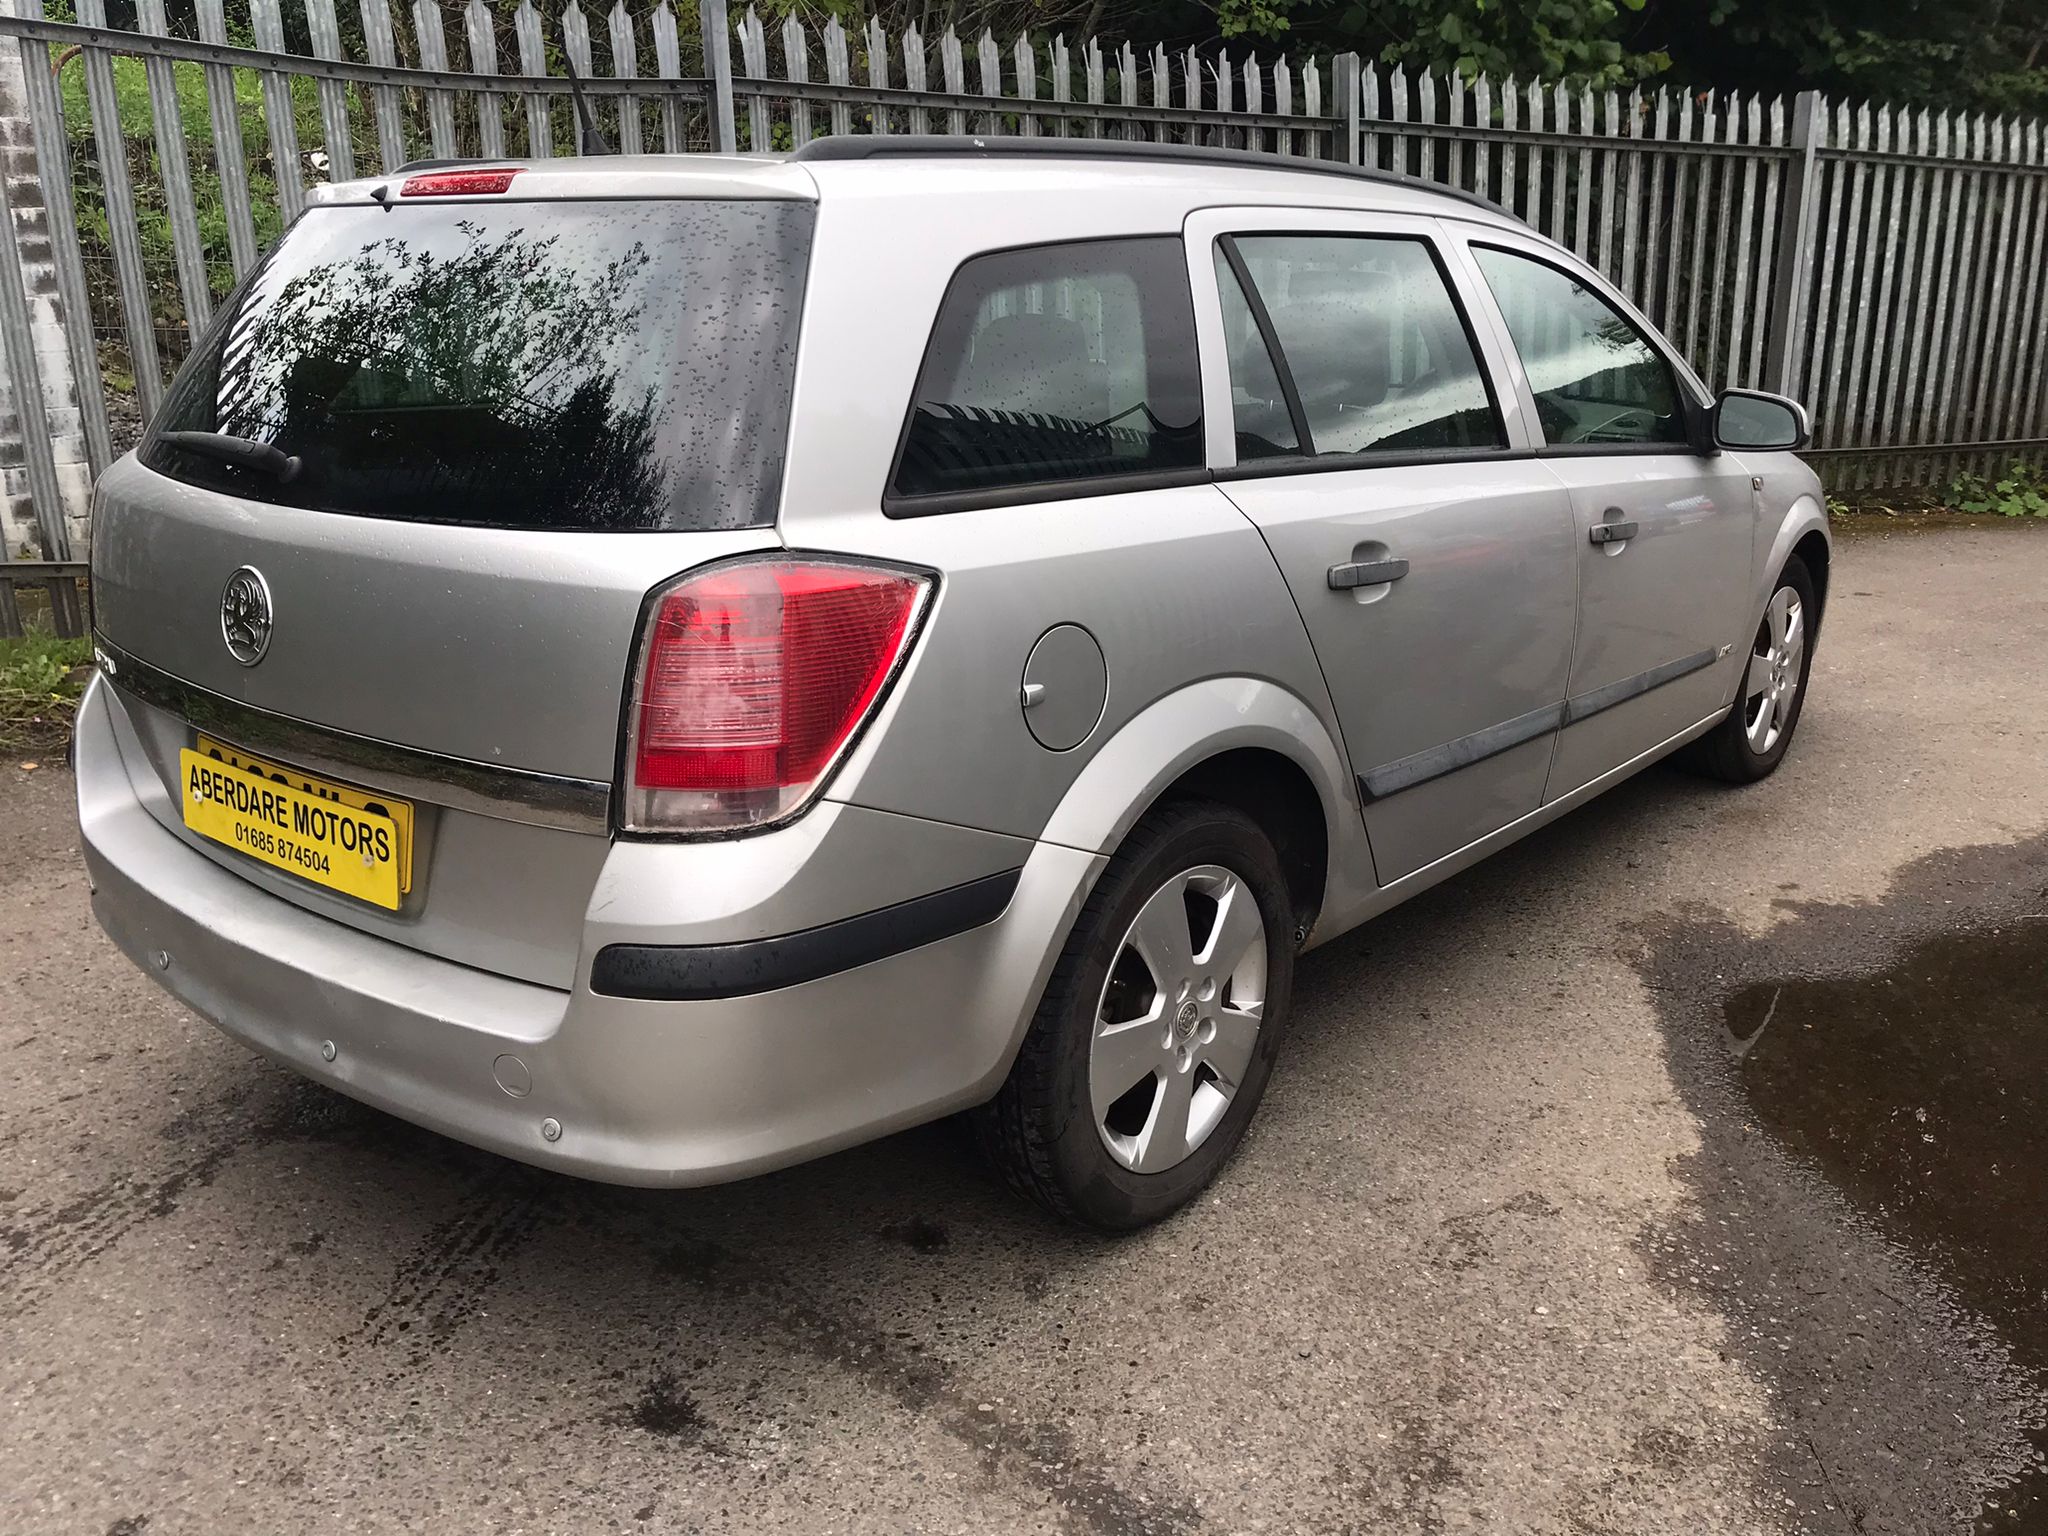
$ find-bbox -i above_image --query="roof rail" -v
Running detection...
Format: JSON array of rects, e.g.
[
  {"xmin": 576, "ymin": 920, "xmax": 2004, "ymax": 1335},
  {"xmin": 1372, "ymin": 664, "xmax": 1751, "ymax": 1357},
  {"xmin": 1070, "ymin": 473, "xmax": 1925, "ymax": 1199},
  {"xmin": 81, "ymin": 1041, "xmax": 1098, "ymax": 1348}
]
[{"xmin": 790, "ymin": 135, "xmax": 1518, "ymax": 221}]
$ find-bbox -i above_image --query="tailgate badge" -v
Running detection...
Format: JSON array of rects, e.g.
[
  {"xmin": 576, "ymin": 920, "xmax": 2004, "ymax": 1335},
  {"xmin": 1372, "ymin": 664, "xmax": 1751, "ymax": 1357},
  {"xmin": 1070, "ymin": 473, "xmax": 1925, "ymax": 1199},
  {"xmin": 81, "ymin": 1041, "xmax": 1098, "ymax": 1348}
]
[{"xmin": 220, "ymin": 567, "xmax": 273, "ymax": 667}]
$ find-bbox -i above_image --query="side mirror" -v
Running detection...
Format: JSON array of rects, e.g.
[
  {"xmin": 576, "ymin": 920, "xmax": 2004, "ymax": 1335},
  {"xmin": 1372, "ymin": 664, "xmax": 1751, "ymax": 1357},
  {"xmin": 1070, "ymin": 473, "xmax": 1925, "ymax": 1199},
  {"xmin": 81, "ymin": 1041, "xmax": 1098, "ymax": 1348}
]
[{"xmin": 1713, "ymin": 389, "xmax": 1810, "ymax": 452}]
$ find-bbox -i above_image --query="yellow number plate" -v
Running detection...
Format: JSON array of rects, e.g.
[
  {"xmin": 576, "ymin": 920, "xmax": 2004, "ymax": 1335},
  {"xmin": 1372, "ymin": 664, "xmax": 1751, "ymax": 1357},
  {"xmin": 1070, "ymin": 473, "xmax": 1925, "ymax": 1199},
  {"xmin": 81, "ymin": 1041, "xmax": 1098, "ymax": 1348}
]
[{"xmin": 179, "ymin": 737, "xmax": 414, "ymax": 911}]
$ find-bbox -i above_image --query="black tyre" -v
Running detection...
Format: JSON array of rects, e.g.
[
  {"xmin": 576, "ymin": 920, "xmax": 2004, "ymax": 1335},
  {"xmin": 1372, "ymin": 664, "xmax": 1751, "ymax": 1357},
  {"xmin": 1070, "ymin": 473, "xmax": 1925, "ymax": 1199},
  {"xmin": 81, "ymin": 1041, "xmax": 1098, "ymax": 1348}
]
[
  {"xmin": 974, "ymin": 799, "xmax": 1295, "ymax": 1231},
  {"xmin": 1679, "ymin": 555, "xmax": 1818, "ymax": 784}
]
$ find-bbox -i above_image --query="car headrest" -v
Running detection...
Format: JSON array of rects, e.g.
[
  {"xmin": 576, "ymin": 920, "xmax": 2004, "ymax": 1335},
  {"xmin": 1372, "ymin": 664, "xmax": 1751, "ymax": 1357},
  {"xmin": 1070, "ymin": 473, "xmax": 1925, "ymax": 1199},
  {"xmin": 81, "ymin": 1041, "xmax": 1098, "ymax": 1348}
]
[
  {"xmin": 1275, "ymin": 292, "xmax": 1392, "ymax": 410},
  {"xmin": 951, "ymin": 313, "xmax": 1098, "ymax": 419}
]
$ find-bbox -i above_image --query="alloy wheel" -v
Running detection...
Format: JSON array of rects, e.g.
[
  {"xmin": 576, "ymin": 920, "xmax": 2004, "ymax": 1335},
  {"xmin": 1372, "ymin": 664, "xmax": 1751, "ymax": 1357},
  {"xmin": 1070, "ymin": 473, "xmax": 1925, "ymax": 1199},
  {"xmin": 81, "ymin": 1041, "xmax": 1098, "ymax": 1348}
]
[
  {"xmin": 1089, "ymin": 865, "xmax": 1268, "ymax": 1174},
  {"xmin": 1744, "ymin": 586, "xmax": 1806, "ymax": 755}
]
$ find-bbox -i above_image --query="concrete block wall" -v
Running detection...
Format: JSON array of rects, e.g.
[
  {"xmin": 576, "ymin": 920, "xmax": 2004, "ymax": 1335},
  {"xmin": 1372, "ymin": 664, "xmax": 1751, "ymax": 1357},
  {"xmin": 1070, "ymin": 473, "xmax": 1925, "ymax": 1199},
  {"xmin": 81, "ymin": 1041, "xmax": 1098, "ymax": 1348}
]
[{"xmin": 0, "ymin": 11, "xmax": 90, "ymax": 562}]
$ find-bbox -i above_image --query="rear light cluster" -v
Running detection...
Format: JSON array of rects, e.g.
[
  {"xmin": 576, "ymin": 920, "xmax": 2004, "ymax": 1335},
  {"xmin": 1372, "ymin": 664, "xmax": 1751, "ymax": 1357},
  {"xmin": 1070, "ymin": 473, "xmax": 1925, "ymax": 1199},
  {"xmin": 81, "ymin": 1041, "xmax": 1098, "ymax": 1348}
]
[{"xmin": 620, "ymin": 557, "xmax": 932, "ymax": 835}]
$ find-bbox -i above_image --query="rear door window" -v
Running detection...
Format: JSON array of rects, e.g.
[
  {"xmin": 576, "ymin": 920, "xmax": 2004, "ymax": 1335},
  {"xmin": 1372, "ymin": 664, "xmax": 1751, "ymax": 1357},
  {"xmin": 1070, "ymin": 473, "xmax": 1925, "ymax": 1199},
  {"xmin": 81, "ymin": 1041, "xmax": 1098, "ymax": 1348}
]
[
  {"xmin": 1220, "ymin": 228, "xmax": 1499, "ymax": 456},
  {"xmin": 1222, "ymin": 234, "xmax": 1504, "ymax": 458},
  {"xmin": 143, "ymin": 198, "xmax": 814, "ymax": 531},
  {"xmin": 1213, "ymin": 251, "xmax": 1299, "ymax": 461},
  {"xmin": 888, "ymin": 237, "xmax": 1204, "ymax": 510}
]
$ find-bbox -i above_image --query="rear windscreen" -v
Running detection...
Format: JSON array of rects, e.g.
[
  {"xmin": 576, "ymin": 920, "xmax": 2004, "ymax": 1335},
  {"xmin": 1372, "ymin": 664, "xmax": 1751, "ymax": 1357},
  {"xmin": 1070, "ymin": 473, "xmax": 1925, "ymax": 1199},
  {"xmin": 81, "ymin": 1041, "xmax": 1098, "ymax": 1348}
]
[{"xmin": 143, "ymin": 198, "xmax": 813, "ymax": 531}]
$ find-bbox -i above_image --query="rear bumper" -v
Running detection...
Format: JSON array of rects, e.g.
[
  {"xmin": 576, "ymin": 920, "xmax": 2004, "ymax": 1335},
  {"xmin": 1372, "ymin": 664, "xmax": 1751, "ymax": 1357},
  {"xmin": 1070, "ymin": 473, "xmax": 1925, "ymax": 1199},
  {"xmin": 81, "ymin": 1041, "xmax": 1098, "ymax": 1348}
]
[{"xmin": 76, "ymin": 677, "xmax": 1102, "ymax": 1186}]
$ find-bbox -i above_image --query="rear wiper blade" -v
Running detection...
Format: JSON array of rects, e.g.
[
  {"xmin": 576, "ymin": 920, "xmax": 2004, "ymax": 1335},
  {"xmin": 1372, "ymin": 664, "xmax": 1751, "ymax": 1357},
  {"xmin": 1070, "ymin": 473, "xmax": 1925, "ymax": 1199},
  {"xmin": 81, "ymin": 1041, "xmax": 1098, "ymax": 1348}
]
[{"xmin": 157, "ymin": 430, "xmax": 303, "ymax": 483}]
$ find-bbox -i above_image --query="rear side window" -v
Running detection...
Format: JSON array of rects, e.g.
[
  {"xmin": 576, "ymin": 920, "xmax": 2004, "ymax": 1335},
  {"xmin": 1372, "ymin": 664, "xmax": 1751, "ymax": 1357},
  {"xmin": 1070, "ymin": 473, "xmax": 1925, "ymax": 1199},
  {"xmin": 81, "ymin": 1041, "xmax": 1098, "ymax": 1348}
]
[
  {"xmin": 143, "ymin": 198, "xmax": 814, "ymax": 531},
  {"xmin": 1225, "ymin": 234, "xmax": 1504, "ymax": 458},
  {"xmin": 889, "ymin": 237, "xmax": 1204, "ymax": 509},
  {"xmin": 1471, "ymin": 245, "xmax": 1687, "ymax": 447}
]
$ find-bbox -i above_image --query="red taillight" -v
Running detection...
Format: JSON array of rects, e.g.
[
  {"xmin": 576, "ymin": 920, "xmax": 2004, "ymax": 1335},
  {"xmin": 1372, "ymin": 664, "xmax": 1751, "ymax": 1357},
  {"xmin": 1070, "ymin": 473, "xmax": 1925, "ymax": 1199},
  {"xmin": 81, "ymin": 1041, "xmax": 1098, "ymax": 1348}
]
[
  {"xmin": 621, "ymin": 558, "xmax": 931, "ymax": 834},
  {"xmin": 399, "ymin": 168, "xmax": 522, "ymax": 197}
]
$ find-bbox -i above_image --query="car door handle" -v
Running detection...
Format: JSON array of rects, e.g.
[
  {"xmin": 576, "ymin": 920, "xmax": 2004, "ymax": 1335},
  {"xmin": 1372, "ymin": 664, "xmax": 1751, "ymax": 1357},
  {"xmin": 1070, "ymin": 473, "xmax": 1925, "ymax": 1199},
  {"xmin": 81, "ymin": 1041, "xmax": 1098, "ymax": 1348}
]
[
  {"xmin": 1588, "ymin": 517, "xmax": 1638, "ymax": 545},
  {"xmin": 1328, "ymin": 557, "xmax": 1410, "ymax": 590}
]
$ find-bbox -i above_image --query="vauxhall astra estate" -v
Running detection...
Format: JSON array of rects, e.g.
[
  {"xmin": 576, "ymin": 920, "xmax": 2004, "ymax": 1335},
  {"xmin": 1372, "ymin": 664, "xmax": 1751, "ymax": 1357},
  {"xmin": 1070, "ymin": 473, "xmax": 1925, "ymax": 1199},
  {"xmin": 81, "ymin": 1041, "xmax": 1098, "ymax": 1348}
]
[{"xmin": 77, "ymin": 138, "xmax": 1828, "ymax": 1229}]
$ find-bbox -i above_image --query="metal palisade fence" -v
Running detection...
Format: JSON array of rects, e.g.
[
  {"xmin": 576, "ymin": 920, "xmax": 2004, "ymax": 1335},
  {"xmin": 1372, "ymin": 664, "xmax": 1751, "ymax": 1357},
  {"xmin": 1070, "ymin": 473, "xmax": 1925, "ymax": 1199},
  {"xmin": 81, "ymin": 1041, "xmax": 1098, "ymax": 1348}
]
[
  {"xmin": 1350, "ymin": 77, "xmax": 2048, "ymax": 499},
  {"xmin": 0, "ymin": 0, "xmax": 2043, "ymax": 635}
]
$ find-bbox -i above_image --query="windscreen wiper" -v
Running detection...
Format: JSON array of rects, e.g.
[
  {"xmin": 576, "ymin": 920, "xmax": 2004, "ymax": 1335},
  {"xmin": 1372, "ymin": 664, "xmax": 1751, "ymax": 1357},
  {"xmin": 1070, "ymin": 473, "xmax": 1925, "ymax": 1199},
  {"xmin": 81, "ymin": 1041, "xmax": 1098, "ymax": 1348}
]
[{"xmin": 157, "ymin": 430, "xmax": 303, "ymax": 482}]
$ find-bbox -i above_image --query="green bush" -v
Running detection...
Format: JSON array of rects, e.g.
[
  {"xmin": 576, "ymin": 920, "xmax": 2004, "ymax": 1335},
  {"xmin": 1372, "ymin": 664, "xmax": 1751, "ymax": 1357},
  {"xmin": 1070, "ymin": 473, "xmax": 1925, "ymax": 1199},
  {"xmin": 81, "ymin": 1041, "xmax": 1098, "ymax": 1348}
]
[
  {"xmin": 53, "ymin": 36, "xmax": 604, "ymax": 372},
  {"xmin": 0, "ymin": 632, "xmax": 93, "ymax": 753},
  {"xmin": 1948, "ymin": 462, "xmax": 2048, "ymax": 518},
  {"xmin": 57, "ymin": 47, "xmax": 329, "ymax": 356}
]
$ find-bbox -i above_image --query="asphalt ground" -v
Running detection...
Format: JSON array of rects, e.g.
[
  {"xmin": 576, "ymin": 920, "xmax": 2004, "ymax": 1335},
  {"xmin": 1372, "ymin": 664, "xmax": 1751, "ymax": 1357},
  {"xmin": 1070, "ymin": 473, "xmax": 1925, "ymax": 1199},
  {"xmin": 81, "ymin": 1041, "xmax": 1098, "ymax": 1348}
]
[{"xmin": 3, "ymin": 522, "xmax": 2044, "ymax": 1535}]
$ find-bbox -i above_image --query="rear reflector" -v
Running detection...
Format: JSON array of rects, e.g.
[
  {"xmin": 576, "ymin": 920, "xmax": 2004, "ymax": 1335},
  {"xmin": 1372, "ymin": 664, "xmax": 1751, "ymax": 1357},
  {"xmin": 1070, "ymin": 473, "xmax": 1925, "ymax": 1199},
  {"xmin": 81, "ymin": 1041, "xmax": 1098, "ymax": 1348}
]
[
  {"xmin": 399, "ymin": 168, "xmax": 522, "ymax": 197},
  {"xmin": 621, "ymin": 558, "xmax": 931, "ymax": 835}
]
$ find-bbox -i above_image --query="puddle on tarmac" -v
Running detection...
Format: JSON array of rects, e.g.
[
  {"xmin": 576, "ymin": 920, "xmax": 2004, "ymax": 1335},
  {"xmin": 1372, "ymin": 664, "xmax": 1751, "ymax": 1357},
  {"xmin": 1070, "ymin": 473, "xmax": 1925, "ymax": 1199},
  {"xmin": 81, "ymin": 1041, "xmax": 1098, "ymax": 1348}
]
[{"xmin": 1724, "ymin": 917, "xmax": 2048, "ymax": 1534}]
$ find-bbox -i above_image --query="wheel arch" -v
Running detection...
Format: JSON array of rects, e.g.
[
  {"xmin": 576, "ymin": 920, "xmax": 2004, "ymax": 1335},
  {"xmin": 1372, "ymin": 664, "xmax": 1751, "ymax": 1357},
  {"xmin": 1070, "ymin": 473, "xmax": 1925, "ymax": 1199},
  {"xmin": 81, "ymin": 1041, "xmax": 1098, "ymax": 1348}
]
[
  {"xmin": 1148, "ymin": 748, "xmax": 1330, "ymax": 941},
  {"xmin": 1035, "ymin": 677, "xmax": 1370, "ymax": 945},
  {"xmin": 1762, "ymin": 495, "xmax": 1831, "ymax": 621},
  {"xmin": 1792, "ymin": 525, "xmax": 1831, "ymax": 620}
]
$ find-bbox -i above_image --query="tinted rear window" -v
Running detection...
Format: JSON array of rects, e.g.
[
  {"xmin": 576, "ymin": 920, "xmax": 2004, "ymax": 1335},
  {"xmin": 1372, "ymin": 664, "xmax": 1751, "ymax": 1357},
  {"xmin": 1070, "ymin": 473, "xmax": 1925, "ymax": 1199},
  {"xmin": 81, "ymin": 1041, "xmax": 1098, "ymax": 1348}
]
[
  {"xmin": 143, "ymin": 198, "xmax": 813, "ymax": 531},
  {"xmin": 888, "ymin": 237, "xmax": 1203, "ymax": 509}
]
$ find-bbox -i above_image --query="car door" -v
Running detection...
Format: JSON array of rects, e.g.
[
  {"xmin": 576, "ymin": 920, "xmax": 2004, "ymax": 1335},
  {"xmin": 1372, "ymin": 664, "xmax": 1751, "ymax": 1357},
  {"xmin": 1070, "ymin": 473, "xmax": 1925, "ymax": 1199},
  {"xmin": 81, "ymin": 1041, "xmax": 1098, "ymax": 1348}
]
[
  {"xmin": 1455, "ymin": 233, "xmax": 1758, "ymax": 800},
  {"xmin": 1187, "ymin": 208, "xmax": 1579, "ymax": 886}
]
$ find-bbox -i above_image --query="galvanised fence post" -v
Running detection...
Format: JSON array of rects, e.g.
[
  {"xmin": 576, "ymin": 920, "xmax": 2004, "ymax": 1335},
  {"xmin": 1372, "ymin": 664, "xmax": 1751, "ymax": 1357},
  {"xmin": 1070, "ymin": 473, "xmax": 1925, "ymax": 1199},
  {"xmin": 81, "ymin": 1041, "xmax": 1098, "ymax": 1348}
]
[
  {"xmin": 1333, "ymin": 52, "xmax": 1361, "ymax": 164},
  {"xmin": 700, "ymin": 0, "xmax": 736, "ymax": 152},
  {"xmin": 1764, "ymin": 89, "xmax": 1825, "ymax": 399}
]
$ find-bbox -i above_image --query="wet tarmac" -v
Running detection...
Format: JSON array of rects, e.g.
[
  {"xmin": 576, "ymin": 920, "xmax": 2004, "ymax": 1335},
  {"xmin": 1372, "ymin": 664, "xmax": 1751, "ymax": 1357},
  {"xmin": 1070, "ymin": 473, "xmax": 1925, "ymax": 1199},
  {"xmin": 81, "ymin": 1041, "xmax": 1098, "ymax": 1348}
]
[
  {"xmin": 1735, "ymin": 915, "xmax": 2048, "ymax": 1533},
  {"xmin": 1643, "ymin": 831, "xmax": 2048, "ymax": 1535}
]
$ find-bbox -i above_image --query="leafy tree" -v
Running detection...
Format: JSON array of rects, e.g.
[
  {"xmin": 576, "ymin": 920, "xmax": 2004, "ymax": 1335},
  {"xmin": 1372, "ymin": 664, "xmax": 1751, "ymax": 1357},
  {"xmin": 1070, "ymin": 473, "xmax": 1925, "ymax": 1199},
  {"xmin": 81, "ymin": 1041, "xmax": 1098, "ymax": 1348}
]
[
  {"xmin": 1642, "ymin": 0, "xmax": 2048, "ymax": 116},
  {"xmin": 1220, "ymin": 0, "xmax": 1665, "ymax": 87},
  {"xmin": 1212, "ymin": 0, "xmax": 2046, "ymax": 108}
]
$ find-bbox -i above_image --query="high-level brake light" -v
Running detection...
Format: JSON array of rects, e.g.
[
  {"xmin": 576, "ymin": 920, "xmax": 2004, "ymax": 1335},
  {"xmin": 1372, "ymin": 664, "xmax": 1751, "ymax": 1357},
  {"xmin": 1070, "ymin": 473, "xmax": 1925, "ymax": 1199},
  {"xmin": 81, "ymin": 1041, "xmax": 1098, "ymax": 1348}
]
[{"xmin": 399, "ymin": 168, "xmax": 523, "ymax": 197}]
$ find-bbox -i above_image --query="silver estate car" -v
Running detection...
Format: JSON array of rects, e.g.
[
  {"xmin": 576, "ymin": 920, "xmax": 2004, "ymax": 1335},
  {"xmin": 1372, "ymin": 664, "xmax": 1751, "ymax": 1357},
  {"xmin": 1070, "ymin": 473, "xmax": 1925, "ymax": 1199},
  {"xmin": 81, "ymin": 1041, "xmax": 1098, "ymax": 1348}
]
[{"xmin": 77, "ymin": 139, "xmax": 1827, "ymax": 1229}]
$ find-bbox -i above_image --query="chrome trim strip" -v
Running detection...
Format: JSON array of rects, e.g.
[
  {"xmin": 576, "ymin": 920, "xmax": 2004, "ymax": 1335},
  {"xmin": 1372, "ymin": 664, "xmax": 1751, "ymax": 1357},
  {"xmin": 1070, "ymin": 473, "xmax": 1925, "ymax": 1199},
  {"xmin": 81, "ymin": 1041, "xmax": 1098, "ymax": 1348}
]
[
  {"xmin": 1357, "ymin": 647, "xmax": 1721, "ymax": 803},
  {"xmin": 1360, "ymin": 700, "xmax": 1561, "ymax": 802},
  {"xmin": 94, "ymin": 637, "xmax": 612, "ymax": 833},
  {"xmin": 1561, "ymin": 648, "xmax": 1718, "ymax": 725}
]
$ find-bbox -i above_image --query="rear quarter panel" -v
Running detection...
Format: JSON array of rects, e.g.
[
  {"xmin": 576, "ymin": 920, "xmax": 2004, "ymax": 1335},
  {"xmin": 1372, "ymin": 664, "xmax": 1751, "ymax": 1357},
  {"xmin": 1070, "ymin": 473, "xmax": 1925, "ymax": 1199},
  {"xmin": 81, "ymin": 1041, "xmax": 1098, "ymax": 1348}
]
[{"xmin": 818, "ymin": 484, "xmax": 1342, "ymax": 846}]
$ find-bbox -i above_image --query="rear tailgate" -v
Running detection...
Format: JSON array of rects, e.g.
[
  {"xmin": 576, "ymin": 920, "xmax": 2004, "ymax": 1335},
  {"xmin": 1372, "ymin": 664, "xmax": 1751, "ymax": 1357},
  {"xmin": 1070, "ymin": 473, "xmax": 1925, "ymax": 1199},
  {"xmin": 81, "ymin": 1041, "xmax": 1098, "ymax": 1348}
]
[
  {"xmin": 91, "ymin": 186, "xmax": 811, "ymax": 985},
  {"xmin": 92, "ymin": 466, "xmax": 769, "ymax": 785}
]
